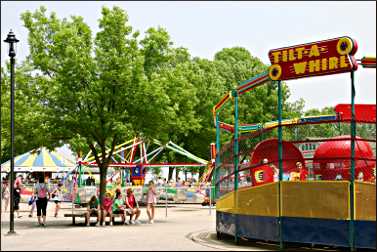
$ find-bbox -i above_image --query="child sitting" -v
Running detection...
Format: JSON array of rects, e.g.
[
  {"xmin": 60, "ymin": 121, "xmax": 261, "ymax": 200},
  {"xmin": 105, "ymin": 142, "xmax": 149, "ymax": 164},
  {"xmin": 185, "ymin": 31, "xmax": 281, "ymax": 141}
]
[
  {"xmin": 112, "ymin": 191, "xmax": 126, "ymax": 224},
  {"xmin": 102, "ymin": 192, "xmax": 113, "ymax": 225},
  {"xmin": 125, "ymin": 188, "xmax": 141, "ymax": 224},
  {"xmin": 86, "ymin": 195, "xmax": 100, "ymax": 226}
]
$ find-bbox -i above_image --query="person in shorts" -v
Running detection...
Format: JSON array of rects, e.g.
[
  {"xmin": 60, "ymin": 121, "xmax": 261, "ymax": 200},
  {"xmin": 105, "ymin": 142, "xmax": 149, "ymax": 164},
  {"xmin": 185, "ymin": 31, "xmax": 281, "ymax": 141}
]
[
  {"xmin": 28, "ymin": 195, "xmax": 36, "ymax": 217},
  {"xmin": 51, "ymin": 183, "xmax": 63, "ymax": 217},
  {"xmin": 13, "ymin": 176, "xmax": 23, "ymax": 218},
  {"xmin": 112, "ymin": 191, "xmax": 125, "ymax": 224},
  {"xmin": 125, "ymin": 188, "xmax": 141, "ymax": 224},
  {"xmin": 86, "ymin": 195, "xmax": 100, "ymax": 226}
]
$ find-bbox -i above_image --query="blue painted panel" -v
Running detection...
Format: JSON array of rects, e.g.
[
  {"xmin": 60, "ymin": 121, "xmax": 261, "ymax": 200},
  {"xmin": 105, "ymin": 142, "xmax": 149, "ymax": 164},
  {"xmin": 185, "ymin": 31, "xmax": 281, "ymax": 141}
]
[
  {"xmin": 216, "ymin": 211, "xmax": 376, "ymax": 249},
  {"xmin": 238, "ymin": 214, "xmax": 279, "ymax": 241},
  {"xmin": 299, "ymin": 115, "xmax": 337, "ymax": 123},
  {"xmin": 216, "ymin": 211, "xmax": 236, "ymax": 236},
  {"xmin": 355, "ymin": 220, "xmax": 376, "ymax": 249},
  {"xmin": 217, "ymin": 211, "xmax": 278, "ymax": 241},
  {"xmin": 49, "ymin": 152, "xmax": 65, "ymax": 167},
  {"xmin": 14, "ymin": 152, "xmax": 30, "ymax": 166},
  {"xmin": 32, "ymin": 152, "xmax": 43, "ymax": 167},
  {"xmin": 281, "ymin": 217, "xmax": 349, "ymax": 247}
]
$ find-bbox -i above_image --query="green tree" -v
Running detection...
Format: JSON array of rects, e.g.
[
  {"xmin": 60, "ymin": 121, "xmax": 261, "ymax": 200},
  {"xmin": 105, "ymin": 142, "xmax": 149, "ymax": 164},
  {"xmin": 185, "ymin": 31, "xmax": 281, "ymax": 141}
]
[
  {"xmin": 20, "ymin": 6, "xmax": 205, "ymax": 209},
  {"xmin": 20, "ymin": 6, "xmax": 179, "ymax": 214},
  {"xmin": 1, "ymin": 62, "xmax": 49, "ymax": 163},
  {"xmin": 140, "ymin": 27, "xmax": 201, "ymax": 180}
]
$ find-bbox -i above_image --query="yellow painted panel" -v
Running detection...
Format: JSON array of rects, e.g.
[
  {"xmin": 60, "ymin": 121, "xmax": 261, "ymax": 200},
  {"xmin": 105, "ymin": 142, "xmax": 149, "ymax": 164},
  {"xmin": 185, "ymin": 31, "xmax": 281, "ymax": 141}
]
[
  {"xmin": 216, "ymin": 181, "xmax": 363, "ymax": 220},
  {"xmin": 236, "ymin": 183, "xmax": 279, "ymax": 217},
  {"xmin": 216, "ymin": 191, "xmax": 236, "ymax": 213},
  {"xmin": 281, "ymin": 181, "xmax": 350, "ymax": 220},
  {"xmin": 355, "ymin": 182, "xmax": 376, "ymax": 221},
  {"xmin": 216, "ymin": 183, "xmax": 279, "ymax": 216}
]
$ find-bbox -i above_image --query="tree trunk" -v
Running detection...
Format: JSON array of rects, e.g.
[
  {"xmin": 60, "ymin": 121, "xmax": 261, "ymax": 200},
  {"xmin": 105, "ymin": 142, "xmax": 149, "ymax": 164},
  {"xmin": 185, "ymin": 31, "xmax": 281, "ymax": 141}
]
[
  {"xmin": 175, "ymin": 168, "xmax": 180, "ymax": 181},
  {"xmin": 168, "ymin": 167, "xmax": 174, "ymax": 181},
  {"xmin": 99, "ymin": 165, "xmax": 108, "ymax": 225}
]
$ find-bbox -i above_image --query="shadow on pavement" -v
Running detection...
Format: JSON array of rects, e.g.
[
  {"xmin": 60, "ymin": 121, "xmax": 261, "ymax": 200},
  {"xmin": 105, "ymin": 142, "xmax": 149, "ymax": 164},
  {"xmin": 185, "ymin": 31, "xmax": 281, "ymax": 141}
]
[{"xmin": 188, "ymin": 231, "xmax": 371, "ymax": 251}]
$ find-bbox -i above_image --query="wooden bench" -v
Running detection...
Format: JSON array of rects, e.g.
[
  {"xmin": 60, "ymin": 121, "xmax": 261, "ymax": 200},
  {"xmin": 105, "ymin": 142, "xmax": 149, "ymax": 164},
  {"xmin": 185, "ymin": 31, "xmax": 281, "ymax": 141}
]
[
  {"xmin": 64, "ymin": 212, "xmax": 89, "ymax": 225},
  {"xmin": 64, "ymin": 212, "xmax": 130, "ymax": 225}
]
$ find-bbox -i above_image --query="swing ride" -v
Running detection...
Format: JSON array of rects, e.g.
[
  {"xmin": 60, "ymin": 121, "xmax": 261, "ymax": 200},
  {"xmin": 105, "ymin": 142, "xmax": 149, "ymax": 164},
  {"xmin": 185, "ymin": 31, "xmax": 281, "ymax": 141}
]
[{"xmin": 70, "ymin": 137, "xmax": 211, "ymax": 204}]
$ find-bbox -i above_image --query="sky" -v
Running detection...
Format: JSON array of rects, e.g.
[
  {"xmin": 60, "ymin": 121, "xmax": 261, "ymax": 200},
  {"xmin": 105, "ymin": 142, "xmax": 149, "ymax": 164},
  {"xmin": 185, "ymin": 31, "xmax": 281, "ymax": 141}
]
[{"xmin": 1, "ymin": 1, "xmax": 376, "ymax": 110}]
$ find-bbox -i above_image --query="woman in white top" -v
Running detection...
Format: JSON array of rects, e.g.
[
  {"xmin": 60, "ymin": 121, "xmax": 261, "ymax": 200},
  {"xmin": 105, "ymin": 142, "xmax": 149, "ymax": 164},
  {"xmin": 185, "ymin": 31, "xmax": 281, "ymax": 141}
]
[{"xmin": 51, "ymin": 183, "xmax": 63, "ymax": 217}]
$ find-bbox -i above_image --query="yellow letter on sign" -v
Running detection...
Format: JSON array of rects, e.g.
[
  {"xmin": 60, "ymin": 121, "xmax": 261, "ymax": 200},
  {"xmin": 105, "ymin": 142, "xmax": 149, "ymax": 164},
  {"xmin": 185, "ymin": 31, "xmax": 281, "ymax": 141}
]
[{"xmin": 309, "ymin": 45, "xmax": 320, "ymax": 58}]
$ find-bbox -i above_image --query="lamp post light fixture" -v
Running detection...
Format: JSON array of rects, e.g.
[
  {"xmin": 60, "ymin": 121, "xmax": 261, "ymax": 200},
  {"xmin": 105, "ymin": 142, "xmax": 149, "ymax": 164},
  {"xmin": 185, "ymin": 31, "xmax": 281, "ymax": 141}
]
[{"xmin": 4, "ymin": 30, "xmax": 19, "ymax": 235}]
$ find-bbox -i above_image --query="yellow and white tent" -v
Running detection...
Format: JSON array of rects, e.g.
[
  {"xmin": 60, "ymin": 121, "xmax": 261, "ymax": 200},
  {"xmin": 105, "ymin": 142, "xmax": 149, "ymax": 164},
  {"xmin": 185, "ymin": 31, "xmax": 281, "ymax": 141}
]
[{"xmin": 1, "ymin": 147, "xmax": 76, "ymax": 173}]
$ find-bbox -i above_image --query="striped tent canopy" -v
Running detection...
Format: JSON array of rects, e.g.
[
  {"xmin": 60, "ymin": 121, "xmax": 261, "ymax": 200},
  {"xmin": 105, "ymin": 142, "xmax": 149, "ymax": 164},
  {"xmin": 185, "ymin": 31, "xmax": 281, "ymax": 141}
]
[{"xmin": 1, "ymin": 147, "xmax": 76, "ymax": 173}]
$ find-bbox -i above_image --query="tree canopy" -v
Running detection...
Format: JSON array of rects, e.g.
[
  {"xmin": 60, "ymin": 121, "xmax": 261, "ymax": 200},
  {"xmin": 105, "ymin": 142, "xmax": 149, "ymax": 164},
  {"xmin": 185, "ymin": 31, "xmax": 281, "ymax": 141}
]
[{"xmin": 1, "ymin": 5, "xmax": 313, "ymax": 198}]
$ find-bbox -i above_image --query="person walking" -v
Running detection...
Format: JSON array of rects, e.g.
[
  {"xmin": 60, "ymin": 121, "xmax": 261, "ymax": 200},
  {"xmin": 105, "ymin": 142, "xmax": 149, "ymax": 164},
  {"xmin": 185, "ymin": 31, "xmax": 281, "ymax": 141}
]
[
  {"xmin": 146, "ymin": 180, "xmax": 157, "ymax": 224},
  {"xmin": 28, "ymin": 179, "xmax": 37, "ymax": 217},
  {"xmin": 28, "ymin": 195, "xmax": 36, "ymax": 217},
  {"xmin": 51, "ymin": 183, "xmax": 63, "ymax": 217},
  {"xmin": 34, "ymin": 175, "xmax": 50, "ymax": 227},
  {"xmin": 13, "ymin": 177, "xmax": 23, "ymax": 218},
  {"xmin": 1, "ymin": 181, "xmax": 10, "ymax": 213}
]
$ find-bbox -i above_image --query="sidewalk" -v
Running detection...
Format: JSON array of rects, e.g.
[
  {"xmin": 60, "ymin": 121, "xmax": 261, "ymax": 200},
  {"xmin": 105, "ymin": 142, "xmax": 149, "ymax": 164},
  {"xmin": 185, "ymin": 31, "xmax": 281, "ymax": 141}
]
[{"xmin": 1, "ymin": 202, "xmax": 343, "ymax": 251}]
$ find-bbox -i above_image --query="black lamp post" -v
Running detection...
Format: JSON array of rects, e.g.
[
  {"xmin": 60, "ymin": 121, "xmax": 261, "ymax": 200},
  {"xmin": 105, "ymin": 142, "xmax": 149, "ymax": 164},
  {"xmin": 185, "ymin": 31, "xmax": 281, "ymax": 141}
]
[{"xmin": 4, "ymin": 30, "xmax": 19, "ymax": 235}]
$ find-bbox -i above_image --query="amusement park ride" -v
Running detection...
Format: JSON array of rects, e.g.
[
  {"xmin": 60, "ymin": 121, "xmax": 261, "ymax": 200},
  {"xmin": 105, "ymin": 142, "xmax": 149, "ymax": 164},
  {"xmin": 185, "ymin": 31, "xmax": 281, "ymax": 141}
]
[
  {"xmin": 75, "ymin": 137, "xmax": 214, "ymax": 186},
  {"xmin": 212, "ymin": 37, "xmax": 376, "ymax": 250}
]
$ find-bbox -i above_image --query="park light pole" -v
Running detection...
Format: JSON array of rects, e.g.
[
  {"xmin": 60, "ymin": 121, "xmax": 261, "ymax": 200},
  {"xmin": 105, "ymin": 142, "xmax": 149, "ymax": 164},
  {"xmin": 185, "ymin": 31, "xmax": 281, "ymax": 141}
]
[{"xmin": 4, "ymin": 30, "xmax": 19, "ymax": 235}]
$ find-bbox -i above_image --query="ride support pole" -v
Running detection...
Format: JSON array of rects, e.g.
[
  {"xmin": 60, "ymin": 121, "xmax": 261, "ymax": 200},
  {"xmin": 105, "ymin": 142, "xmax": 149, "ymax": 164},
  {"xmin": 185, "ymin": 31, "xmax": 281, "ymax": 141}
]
[
  {"xmin": 349, "ymin": 70, "xmax": 356, "ymax": 252},
  {"xmin": 209, "ymin": 185, "xmax": 212, "ymax": 215},
  {"xmin": 215, "ymin": 113, "xmax": 220, "ymax": 199},
  {"xmin": 233, "ymin": 89, "xmax": 240, "ymax": 244},
  {"xmin": 165, "ymin": 184, "xmax": 168, "ymax": 218},
  {"xmin": 277, "ymin": 80, "xmax": 284, "ymax": 251}
]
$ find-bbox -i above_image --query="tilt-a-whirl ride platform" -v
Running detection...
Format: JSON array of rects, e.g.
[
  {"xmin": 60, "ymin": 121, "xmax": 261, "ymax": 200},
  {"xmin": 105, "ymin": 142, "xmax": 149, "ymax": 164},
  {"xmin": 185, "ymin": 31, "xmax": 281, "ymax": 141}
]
[{"xmin": 212, "ymin": 37, "xmax": 376, "ymax": 250}]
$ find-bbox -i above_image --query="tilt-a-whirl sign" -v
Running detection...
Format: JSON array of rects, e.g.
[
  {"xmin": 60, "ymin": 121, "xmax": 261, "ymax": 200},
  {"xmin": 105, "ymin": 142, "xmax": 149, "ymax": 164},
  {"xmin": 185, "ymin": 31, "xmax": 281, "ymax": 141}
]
[{"xmin": 268, "ymin": 37, "xmax": 358, "ymax": 80}]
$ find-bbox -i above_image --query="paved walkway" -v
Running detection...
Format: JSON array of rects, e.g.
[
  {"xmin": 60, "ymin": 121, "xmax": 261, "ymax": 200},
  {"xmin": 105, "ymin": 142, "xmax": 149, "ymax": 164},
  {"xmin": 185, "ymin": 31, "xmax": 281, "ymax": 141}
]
[
  {"xmin": 1, "ymin": 203, "xmax": 344, "ymax": 251},
  {"xmin": 1, "ymin": 202, "xmax": 271, "ymax": 251}
]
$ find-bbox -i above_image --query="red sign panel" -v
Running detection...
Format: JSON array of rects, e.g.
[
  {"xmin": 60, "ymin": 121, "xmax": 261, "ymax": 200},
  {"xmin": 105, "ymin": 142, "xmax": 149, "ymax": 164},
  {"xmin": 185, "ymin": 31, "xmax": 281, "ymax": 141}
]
[
  {"xmin": 334, "ymin": 104, "xmax": 376, "ymax": 123},
  {"xmin": 268, "ymin": 37, "xmax": 358, "ymax": 80}
]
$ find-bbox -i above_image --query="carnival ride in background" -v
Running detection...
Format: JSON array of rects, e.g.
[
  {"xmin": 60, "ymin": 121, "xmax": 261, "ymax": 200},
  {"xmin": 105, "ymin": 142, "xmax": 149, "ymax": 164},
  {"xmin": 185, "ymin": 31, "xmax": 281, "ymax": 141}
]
[
  {"xmin": 70, "ymin": 137, "xmax": 213, "ymax": 204},
  {"xmin": 0, "ymin": 135, "xmax": 215, "ymax": 204},
  {"xmin": 212, "ymin": 37, "xmax": 376, "ymax": 250}
]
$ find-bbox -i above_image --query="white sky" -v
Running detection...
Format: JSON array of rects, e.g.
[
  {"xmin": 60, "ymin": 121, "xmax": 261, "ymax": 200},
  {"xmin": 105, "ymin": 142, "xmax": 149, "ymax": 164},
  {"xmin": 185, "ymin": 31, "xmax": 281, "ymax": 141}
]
[{"xmin": 1, "ymin": 1, "xmax": 376, "ymax": 110}]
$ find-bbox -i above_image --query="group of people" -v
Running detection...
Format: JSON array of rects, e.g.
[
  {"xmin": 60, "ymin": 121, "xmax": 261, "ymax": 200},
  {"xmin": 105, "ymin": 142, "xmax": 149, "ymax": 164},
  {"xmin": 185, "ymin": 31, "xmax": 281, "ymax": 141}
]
[
  {"xmin": 156, "ymin": 176, "xmax": 199, "ymax": 188},
  {"xmin": 29, "ymin": 175, "xmax": 63, "ymax": 226},
  {"xmin": 85, "ymin": 176, "xmax": 96, "ymax": 186},
  {"xmin": 247, "ymin": 159, "xmax": 308, "ymax": 187},
  {"xmin": 1, "ymin": 175, "xmax": 25, "ymax": 218},
  {"xmin": 1, "ymin": 174, "xmax": 65, "ymax": 227},
  {"xmin": 85, "ymin": 180, "xmax": 157, "ymax": 226}
]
